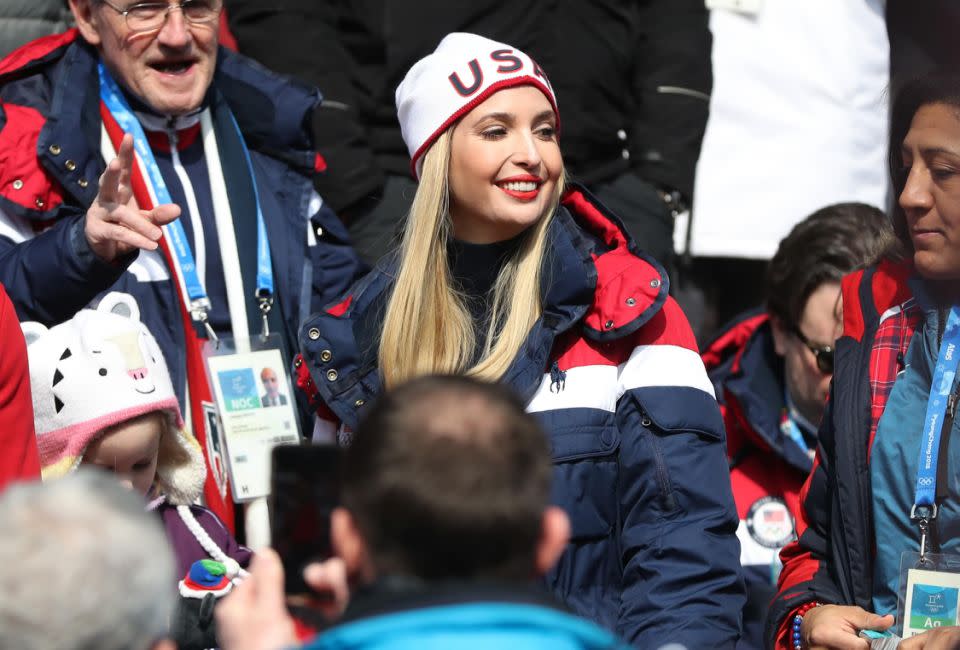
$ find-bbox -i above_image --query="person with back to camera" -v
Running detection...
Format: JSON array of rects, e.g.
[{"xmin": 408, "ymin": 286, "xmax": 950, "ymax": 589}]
[
  {"xmin": 702, "ymin": 202, "xmax": 894, "ymax": 649},
  {"xmin": 0, "ymin": 469, "xmax": 178, "ymax": 650},
  {"xmin": 768, "ymin": 73, "xmax": 960, "ymax": 649},
  {"xmin": 217, "ymin": 375, "xmax": 633, "ymax": 650},
  {"xmin": 294, "ymin": 33, "xmax": 744, "ymax": 646}
]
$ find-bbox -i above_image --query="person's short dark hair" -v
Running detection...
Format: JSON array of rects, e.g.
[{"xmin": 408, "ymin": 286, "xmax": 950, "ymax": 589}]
[
  {"xmin": 766, "ymin": 202, "xmax": 894, "ymax": 327},
  {"xmin": 888, "ymin": 72, "xmax": 960, "ymax": 254},
  {"xmin": 342, "ymin": 375, "xmax": 552, "ymax": 581}
]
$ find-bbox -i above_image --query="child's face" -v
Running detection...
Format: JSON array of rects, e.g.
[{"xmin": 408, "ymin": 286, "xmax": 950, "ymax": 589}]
[{"xmin": 82, "ymin": 412, "xmax": 163, "ymax": 496}]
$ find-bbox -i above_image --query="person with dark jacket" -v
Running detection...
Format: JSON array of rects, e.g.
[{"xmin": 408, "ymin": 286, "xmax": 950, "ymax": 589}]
[
  {"xmin": 295, "ymin": 33, "xmax": 743, "ymax": 646},
  {"xmin": 769, "ymin": 74, "xmax": 960, "ymax": 649},
  {"xmin": 217, "ymin": 376, "xmax": 631, "ymax": 650},
  {"xmin": 0, "ymin": 1, "xmax": 364, "ymax": 528},
  {"xmin": 702, "ymin": 203, "xmax": 893, "ymax": 649},
  {"xmin": 225, "ymin": 0, "xmax": 711, "ymax": 268}
]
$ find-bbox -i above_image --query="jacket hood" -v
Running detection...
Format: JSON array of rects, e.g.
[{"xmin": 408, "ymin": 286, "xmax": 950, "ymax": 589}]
[
  {"xmin": 214, "ymin": 46, "xmax": 321, "ymax": 171},
  {"xmin": 298, "ymin": 183, "xmax": 669, "ymax": 428},
  {"xmin": 841, "ymin": 257, "xmax": 914, "ymax": 344},
  {"xmin": 559, "ymin": 186, "xmax": 668, "ymax": 341},
  {"xmin": 323, "ymin": 184, "xmax": 669, "ymax": 340},
  {"xmin": 704, "ymin": 311, "xmax": 812, "ymax": 473}
]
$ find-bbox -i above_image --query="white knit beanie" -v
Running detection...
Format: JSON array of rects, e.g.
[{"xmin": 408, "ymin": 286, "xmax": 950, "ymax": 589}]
[
  {"xmin": 22, "ymin": 292, "xmax": 206, "ymax": 505},
  {"xmin": 396, "ymin": 32, "xmax": 560, "ymax": 178}
]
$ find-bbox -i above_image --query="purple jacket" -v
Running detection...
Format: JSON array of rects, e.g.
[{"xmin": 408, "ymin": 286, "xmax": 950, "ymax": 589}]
[{"xmin": 157, "ymin": 502, "xmax": 252, "ymax": 579}]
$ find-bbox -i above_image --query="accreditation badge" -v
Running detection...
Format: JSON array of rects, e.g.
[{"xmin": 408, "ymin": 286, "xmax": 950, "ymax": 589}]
[
  {"xmin": 203, "ymin": 334, "xmax": 300, "ymax": 501},
  {"xmin": 898, "ymin": 552, "xmax": 960, "ymax": 637}
]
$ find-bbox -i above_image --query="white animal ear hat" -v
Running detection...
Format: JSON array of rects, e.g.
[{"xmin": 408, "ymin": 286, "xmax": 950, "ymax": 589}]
[
  {"xmin": 395, "ymin": 32, "xmax": 560, "ymax": 178},
  {"xmin": 22, "ymin": 292, "xmax": 205, "ymax": 505}
]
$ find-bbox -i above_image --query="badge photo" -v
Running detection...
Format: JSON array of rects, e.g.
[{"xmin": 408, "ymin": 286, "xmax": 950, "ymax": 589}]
[
  {"xmin": 204, "ymin": 336, "xmax": 300, "ymax": 501},
  {"xmin": 746, "ymin": 496, "xmax": 795, "ymax": 549}
]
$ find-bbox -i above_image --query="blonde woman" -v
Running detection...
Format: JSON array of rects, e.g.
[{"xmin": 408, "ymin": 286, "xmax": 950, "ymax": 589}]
[{"xmin": 297, "ymin": 33, "xmax": 744, "ymax": 646}]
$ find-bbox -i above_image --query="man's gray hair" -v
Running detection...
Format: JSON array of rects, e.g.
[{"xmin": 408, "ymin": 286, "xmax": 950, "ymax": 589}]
[{"xmin": 0, "ymin": 470, "xmax": 176, "ymax": 650}]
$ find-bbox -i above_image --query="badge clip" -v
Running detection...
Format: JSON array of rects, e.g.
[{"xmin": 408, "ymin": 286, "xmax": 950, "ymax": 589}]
[
  {"xmin": 912, "ymin": 504, "xmax": 939, "ymax": 564},
  {"xmin": 256, "ymin": 291, "xmax": 274, "ymax": 340},
  {"xmin": 191, "ymin": 299, "xmax": 219, "ymax": 346}
]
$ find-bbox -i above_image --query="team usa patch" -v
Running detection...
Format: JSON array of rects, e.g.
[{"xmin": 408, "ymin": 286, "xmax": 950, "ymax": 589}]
[{"xmin": 745, "ymin": 496, "xmax": 795, "ymax": 549}]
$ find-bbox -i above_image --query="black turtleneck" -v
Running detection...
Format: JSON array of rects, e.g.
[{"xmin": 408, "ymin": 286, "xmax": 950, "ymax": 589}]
[{"xmin": 447, "ymin": 232, "xmax": 526, "ymax": 362}]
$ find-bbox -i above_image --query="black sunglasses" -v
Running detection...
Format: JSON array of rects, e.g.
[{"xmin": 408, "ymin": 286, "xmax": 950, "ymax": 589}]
[{"xmin": 791, "ymin": 325, "xmax": 834, "ymax": 374}]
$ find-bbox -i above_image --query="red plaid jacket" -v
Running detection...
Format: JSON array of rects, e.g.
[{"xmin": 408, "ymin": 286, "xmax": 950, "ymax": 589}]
[{"xmin": 767, "ymin": 259, "xmax": 921, "ymax": 647}]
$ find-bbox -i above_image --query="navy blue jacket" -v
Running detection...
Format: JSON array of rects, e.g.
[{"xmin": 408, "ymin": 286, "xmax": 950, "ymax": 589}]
[
  {"xmin": 298, "ymin": 187, "xmax": 745, "ymax": 646},
  {"xmin": 0, "ymin": 30, "xmax": 363, "ymax": 406},
  {"xmin": 767, "ymin": 260, "xmax": 919, "ymax": 647}
]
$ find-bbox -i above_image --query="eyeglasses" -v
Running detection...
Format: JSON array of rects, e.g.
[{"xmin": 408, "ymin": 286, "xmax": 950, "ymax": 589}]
[
  {"xmin": 100, "ymin": 0, "xmax": 222, "ymax": 34},
  {"xmin": 792, "ymin": 325, "xmax": 835, "ymax": 374}
]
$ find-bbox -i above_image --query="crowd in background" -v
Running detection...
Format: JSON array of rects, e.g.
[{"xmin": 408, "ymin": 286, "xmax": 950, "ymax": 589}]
[{"xmin": 1, "ymin": 2, "xmax": 960, "ymax": 650}]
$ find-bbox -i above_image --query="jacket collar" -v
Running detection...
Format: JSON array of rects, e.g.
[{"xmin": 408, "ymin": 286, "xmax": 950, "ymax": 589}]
[
  {"xmin": 722, "ymin": 315, "xmax": 814, "ymax": 473},
  {"xmin": 337, "ymin": 576, "xmax": 568, "ymax": 626},
  {"xmin": 559, "ymin": 186, "xmax": 668, "ymax": 341},
  {"xmin": 300, "ymin": 184, "xmax": 669, "ymax": 428}
]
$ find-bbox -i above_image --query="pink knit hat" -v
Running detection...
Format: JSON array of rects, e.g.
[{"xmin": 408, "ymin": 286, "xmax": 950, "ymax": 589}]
[
  {"xmin": 396, "ymin": 32, "xmax": 560, "ymax": 178},
  {"xmin": 22, "ymin": 292, "xmax": 206, "ymax": 505}
]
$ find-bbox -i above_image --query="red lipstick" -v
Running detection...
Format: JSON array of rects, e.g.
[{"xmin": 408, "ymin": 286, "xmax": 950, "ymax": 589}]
[{"xmin": 495, "ymin": 175, "xmax": 542, "ymax": 201}]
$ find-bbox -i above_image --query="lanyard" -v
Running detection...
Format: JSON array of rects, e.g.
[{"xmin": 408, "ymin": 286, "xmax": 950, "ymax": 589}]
[
  {"xmin": 911, "ymin": 306, "xmax": 960, "ymax": 559},
  {"xmin": 98, "ymin": 64, "xmax": 275, "ymax": 337},
  {"xmin": 780, "ymin": 409, "xmax": 811, "ymax": 454}
]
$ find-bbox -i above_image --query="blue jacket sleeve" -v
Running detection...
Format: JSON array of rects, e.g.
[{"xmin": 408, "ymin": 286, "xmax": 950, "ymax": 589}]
[
  {"xmin": 0, "ymin": 210, "xmax": 131, "ymax": 324},
  {"xmin": 615, "ymin": 383, "xmax": 745, "ymax": 646}
]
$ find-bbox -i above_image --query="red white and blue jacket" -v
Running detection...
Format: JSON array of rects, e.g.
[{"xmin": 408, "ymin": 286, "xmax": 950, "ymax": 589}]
[
  {"xmin": 703, "ymin": 311, "xmax": 815, "ymax": 649},
  {"xmin": 296, "ymin": 186, "xmax": 745, "ymax": 647},
  {"xmin": 0, "ymin": 30, "xmax": 363, "ymax": 407},
  {"xmin": 767, "ymin": 259, "xmax": 920, "ymax": 647}
]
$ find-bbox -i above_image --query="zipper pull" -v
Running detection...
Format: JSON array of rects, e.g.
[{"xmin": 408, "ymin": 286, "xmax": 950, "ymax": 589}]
[
  {"xmin": 165, "ymin": 115, "xmax": 178, "ymax": 148},
  {"xmin": 948, "ymin": 393, "xmax": 958, "ymax": 419}
]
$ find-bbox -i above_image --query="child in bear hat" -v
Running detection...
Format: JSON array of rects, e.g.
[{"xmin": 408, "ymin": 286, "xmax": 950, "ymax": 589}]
[{"xmin": 23, "ymin": 292, "xmax": 250, "ymax": 649}]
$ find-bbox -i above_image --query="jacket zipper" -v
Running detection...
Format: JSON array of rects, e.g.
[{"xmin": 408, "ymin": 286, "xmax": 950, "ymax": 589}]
[{"xmin": 641, "ymin": 408, "xmax": 677, "ymax": 511}]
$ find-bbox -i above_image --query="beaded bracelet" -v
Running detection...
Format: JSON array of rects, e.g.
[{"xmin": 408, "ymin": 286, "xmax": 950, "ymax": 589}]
[{"xmin": 791, "ymin": 602, "xmax": 821, "ymax": 650}]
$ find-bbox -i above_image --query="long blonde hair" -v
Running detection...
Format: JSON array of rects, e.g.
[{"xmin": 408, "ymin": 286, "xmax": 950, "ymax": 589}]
[{"xmin": 378, "ymin": 129, "xmax": 565, "ymax": 388}]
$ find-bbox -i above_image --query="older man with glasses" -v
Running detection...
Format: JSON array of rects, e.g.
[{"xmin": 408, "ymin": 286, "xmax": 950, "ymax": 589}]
[
  {"xmin": 700, "ymin": 202, "xmax": 895, "ymax": 650},
  {"xmin": 0, "ymin": 1, "xmax": 363, "ymax": 529}
]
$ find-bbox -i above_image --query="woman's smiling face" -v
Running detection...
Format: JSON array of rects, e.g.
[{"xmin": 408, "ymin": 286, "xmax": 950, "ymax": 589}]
[
  {"xmin": 900, "ymin": 102, "xmax": 960, "ymax": 280},
  {"xmin": 447, "ymin": 86, "xmax": 563, "ymax": 244}
]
